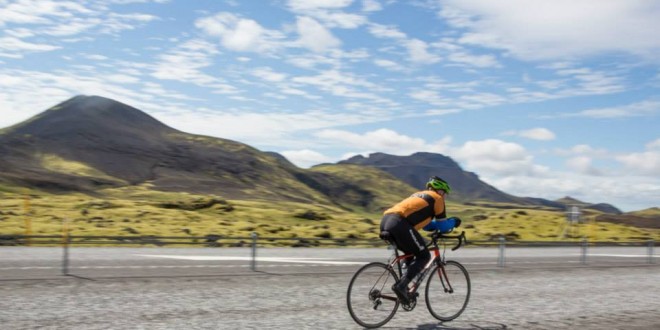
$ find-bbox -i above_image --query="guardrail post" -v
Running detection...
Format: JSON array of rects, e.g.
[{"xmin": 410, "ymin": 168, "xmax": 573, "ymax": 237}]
[
  {"xmin": 498, "ymin": 236, "xmax": 506, "ymax": 267},
  {"xmin": 63, "ymin": 233, "xmax": 70, "ymax": 276},
  {"xmin": 251, "ymin": 232, "xmax": 258, "ymax": 271},
  {"xmin": 580, "ymin": 238, "xmax": 588, "ymax": 265},
  {"xmin": 648, "ymin": 240, "xmax": 655, "ymax": 264}
]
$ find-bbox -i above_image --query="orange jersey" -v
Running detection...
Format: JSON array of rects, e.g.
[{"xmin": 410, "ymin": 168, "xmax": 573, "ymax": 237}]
[{"xmin": 384, "ymin": 190, "xmax": 446, "ymax": 230}]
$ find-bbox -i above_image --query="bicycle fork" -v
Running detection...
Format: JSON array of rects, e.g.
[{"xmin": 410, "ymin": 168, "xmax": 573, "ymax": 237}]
[
  {"xmin": 409, "ymin": 260, "xmax": 455, "ymax": 295},
  {"xmin": 437, "ymin": 261, "xmax": 454, "ymax": 294}
]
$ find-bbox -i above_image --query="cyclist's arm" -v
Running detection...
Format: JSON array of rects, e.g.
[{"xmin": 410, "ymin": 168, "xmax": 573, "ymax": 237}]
[{"xmin": 423, "ymin": 217, "xmax": 462, "ymax": 232}]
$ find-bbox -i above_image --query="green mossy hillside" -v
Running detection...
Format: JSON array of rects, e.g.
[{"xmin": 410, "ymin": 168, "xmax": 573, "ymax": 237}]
[{"xmin": 1, "ymin": 187, "xmax": 657, "ymax": 245}]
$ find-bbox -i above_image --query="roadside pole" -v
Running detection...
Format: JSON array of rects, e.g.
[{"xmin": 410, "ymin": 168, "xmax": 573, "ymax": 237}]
[
  {"xmin": 648, "ymin": 240, "xmax": 655, "ymax": 264},
  {"xmin": 62, "ymin": 218, "xmax": 70, "ymax": 276},
  {"xmin": 498, "ymin": 236, "xmax": 506, "ymax": 267},
  {"xmin": 24, "ymin": 194, "xmax": 31, "ymax": 246},
  {"xmin": 251, "ymin": 232, "xmax": 258, "ymax": 271},
  {"xmin": 580, "ymin": 238, "xmax": 588, "ymax": 265}
]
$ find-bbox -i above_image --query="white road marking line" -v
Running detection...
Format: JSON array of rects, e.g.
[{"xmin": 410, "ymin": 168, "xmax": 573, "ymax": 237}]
[
  {"xmin": 135, "ymin": 254, "xmax": 367, "ymax": 265},
  {"xmin": 573, "ymin": 253, "xmax": 658, "ymax": 258}
]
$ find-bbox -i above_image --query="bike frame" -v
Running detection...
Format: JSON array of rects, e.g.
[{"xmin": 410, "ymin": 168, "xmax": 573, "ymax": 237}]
[{"xmin": 388, "ymin": 232, "xmax": 464, "ymax": 297}]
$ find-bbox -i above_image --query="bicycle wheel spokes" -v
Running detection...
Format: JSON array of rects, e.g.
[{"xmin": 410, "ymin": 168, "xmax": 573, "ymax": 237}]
[
  {"xmin": 346, "ymin": 262, "xmax": 400, "ymax": 328},
  {"xmin": 425, "ymin": 260, "xmax": 471, "ymax": 321}
]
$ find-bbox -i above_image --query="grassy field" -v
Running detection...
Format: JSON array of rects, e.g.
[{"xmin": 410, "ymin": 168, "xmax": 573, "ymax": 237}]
[{"xmin": 1, "ymin": 187, "xmax": 658, "ymax": 246}]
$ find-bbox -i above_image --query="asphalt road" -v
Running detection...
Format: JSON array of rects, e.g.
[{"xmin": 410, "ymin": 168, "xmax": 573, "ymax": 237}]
[
  {"xmin": 1, "ymin": 246, "xmax": 658, "ymax": 329},
  {"xmin": 0, "ymin": 245, "xmax": 656, "ymax": 279}
]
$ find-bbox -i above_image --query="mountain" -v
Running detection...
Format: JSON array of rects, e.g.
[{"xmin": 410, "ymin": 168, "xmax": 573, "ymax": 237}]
[
  {"xmin": 595, "ymin": 206, "xmax": 660, "ymax": 229},
  {"xmin": 0, "ymin": 95, "xmax": 623, "ymax": 214},
  {"xmin": 0, "ymin": 95, "xmax": 404, "ymax": 211},
  {"xmin": 308, "ymin": 163, "xmax": 417, "ymax": 211},
  {"xmin": 340, "ymin": 152, "xmax": 622, "ymax": 213},
  {"xmin": 555, "ymin": 197, "xmax": 622, "ymax": 214},
  {"xmin": 341, "ymin": 152, "xmax": 530, "ymax": 204}
]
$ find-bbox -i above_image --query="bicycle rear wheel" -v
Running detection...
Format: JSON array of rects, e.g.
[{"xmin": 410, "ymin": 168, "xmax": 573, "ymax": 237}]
[
  {"xmin": 425, "ymin": 260, "xmax": 471, "ymax": 321},
  {"xmin": 346, "ymin": 262, "xmax": 400, "ymax": 328}
]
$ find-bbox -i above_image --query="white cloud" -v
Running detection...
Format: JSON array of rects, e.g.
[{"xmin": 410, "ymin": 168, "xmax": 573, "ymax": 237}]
[
  {"xmin": 314, "ymin": 128, "xmax": 453, "ymax": 156},
  {"xmin": 251, "ymin": 67, "xmax": 287, "ymax": 82},
  {"xmin": 409, "ymin": 90, "xmax": 451, "ymax": 107},
  {"xmin": 454, "ymin": 139, "xmax": 545, "ymax": 176},
  {"xmin": 616, "ymin": 150, "xmax": 660, "ymax": 176},
  {"xmin": 295, "ymin": 16, "xmax": 341, "ymax": 52},
  {"xmin": 486, "ymin": 173, "xmax": 654, "ymax": 209},
  {"xmin": 446, "ymin": 51, "xmax": 499, "ymax": 68},
  {"xmin": 647, "ymin": 138, "xmax": 660, "ymax": 150},
  {"xmin": 458, "ymin": 92, "xmax": 506, "ymax": 108},
  {"xmin": 288, "ymin": 0, "xmax": 354, "ymax": 11},
  {"xmin": 566, "ymin": 156, "xmax": 602, "ymax": 176},
  {"xmin": 555, "ymin": 144, "xmax": 609, "ymax": 158},
  {"xmin": 504, "ymin": 127, "xmax": 556, "ymax": 141},
  {"xmin": 362, "ymin": 0, "xmax": 383, "ymax": 12},
  {"xmin": 373, "ymin": 59, "xmax": 399, "ymax": 70},
  {"xmin": 406, "ymin": 39, "xmax": 440, "ymax": 64},
  {"xmin": 441, "ymin": 0, "xmax": 660, "ymax": 61},
  {"xmin": 306, "ymin": 11, "xmax": 367, "ymax": 29},
  {"xmin": 367, "ymin": 23, "xmax": 407, "ymax": 39},
  {"xmin": 195, "ymin": 12, "xmax": 284, "ymax": 53},
  {"xmin": 572, "ymin": 100, "xmax": 660, "ymax": 118}
]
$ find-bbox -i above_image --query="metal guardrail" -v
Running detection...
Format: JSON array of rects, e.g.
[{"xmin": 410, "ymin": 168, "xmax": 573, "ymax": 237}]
[
  {"xmin": 1, "ymin": 234, "xmax": 654, "ymax": 248},
  {"xmin": 0, "ymin": 234, "xmax": 655, "ymax": 274},
  {"xmin": 0, "ymin": 234, "xmax": 386, "ymax": 247}
]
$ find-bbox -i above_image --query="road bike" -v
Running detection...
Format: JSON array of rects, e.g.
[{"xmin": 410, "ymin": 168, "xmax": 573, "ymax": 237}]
[{"xmin": 346, "ymin": 230, "xmax": 470, "ymax": 328}]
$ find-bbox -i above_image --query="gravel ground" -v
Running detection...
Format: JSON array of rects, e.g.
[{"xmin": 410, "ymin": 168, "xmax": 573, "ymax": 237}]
[{"xmin": 1, "ymin": 265, "xmax": 659, "ymax": 329}]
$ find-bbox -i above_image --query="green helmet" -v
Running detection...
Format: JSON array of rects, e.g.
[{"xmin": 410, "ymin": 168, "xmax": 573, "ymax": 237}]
[{"xmin": 426, "ymin": 176, "xmax": 451, "ymax": 194}]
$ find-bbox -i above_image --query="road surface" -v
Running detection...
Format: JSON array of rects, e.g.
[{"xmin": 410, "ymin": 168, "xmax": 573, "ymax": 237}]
[{"xmin": 1, "ymin": 246, "xmax": 658, "ymax": 329}]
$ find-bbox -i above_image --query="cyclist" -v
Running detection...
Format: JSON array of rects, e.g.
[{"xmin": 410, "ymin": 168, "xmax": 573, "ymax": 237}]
[{"xmin": 380, "ymin": 176, "xmax": 461, "ymax": 304}]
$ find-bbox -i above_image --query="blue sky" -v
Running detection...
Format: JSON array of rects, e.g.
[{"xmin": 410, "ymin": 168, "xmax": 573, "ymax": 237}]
[{"xmin": 0, "ymin": 0, "xmax": 659, "ymax": 212}]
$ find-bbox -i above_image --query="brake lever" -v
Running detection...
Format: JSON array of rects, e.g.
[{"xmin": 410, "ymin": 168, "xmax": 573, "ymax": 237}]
[{"xmin": 451, "ymin": 231, "xmax": 466, "ymax": 251}]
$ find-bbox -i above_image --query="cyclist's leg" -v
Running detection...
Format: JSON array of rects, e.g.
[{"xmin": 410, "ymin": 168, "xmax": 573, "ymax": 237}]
[
  {"xmin": 382, "ymin": 217, "xmax": 430, "ymax": 302},
  {"xmin": 397, "ymin": 226, "xmax": 430, "ymax": 285}
]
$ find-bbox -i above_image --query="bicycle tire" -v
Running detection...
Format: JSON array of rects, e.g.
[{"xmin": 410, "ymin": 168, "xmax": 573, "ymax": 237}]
[
  {"xmin": 346, "ymin": 262, "xmax": 400, "ymax": 328},
  {"xmin": 425, "ymin": 260, "xmax": 471, "ymax": 321}
]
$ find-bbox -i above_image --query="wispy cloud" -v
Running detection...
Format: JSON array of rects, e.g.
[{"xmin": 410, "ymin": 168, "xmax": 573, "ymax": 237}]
[
  {"xmin": 151, "ymin": 39, "xmax": 240, "ymax": 94},
  {"xmin": 441, "ymin": 0, "xmax": 660, "ymax": 61},
  {"xmin": 287, "ymin": 0, "xmax": 366, "ymax": 29},
  {"xmin": 544, "ymin": 100, "xmax": 660, "ymax": 119},
  {"xmin": 1, "ymin": 0, "xmax": 657, "ymax": 211},
  {"xmin": 0, "ymin": 36, "xmax": 60, "ymax": 57}
]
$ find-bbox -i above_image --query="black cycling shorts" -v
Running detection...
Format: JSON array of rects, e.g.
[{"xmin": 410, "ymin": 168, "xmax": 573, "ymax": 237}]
[{"xmin": 380, "ymin": 213, "xmax": 428, "ymax": 257}]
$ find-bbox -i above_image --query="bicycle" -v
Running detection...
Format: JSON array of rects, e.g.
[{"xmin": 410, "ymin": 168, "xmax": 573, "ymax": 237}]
[{"xmin": 346, "ymin": 230, "xmax": 470, "ymax": 328}]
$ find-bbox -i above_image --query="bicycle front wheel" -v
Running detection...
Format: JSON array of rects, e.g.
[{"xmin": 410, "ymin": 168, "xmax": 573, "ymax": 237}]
[
  {"xmin": 346, "ymin": 262, "xmax": 400, "ymax": 328},
  {"xmin": 425, "ymin": 260, "xmax": 471, "ymax": 321}
]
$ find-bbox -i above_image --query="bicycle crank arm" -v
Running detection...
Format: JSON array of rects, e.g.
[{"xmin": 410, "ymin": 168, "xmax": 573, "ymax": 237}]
[{"xmin": 378, "ymin": 294, "xmax": 398, "ymax": 302}]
